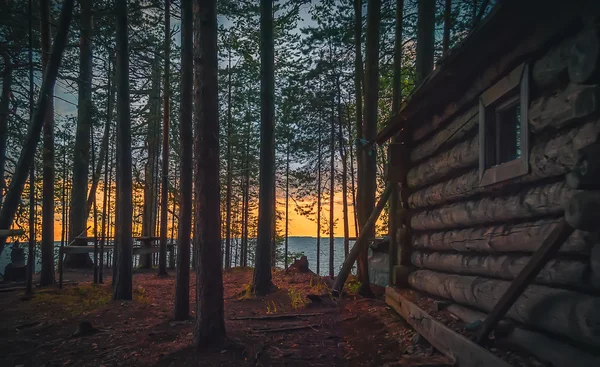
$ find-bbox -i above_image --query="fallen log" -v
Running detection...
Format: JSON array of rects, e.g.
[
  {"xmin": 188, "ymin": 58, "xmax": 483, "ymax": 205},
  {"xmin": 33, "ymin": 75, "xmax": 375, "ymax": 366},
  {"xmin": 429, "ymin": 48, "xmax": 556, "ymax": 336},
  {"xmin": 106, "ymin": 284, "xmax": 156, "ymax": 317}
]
[
  {"xmin": 411, "ymin": 250, "xmax": 600, "ymax": 290},
  {"xmin": 229, "ymin": 311, "xmax": 331, "ymax": 321},
  {"xmin": 446, "ymin": 303, "xmax": 600, "ymax": 367},
  {"xmin": 410, "ymin": 106, "xmax": 478, "ymax": 163},
  {"xmin": 412, "ymin": 218, "xmax": 594, "ymax": 254},
  {"xmin": 251, "ymin": 324, "xmax": 320, "ymax": 333},
  {"xmin": 411, "ymin": 181, "xmax": 574, "ymax": 231},
  {"xmin": 409, "ymin": 120, "xmax": 600, "ymax": 208},
  {"xmin": 408, "ymin": 269, "xmax": 600, "ymax": 348},
  {"xmin": 565, "ymin": 191, "xmax": 600, "ymax": 232},
  {"xmin": 529, "ymin": 83, "xmax": 600, "ymax": 133}
]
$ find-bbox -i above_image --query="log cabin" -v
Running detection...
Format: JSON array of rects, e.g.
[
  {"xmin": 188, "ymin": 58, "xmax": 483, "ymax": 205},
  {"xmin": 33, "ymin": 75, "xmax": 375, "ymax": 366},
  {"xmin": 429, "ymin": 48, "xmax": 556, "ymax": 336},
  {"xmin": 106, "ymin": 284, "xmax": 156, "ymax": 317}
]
[{"xmin": 377, "ymin": 0, "xmax": 600, "ymax": 365}]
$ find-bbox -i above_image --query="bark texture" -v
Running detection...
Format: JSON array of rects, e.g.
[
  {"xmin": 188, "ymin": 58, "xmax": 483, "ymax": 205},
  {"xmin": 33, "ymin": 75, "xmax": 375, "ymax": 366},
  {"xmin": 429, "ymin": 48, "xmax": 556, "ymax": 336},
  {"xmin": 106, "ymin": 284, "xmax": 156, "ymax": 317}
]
[
  {"xmin": 66, "ymin": 0, "xmax": 93, "ymax": 268},
  {"xmin": 113, "ymin": 0, "xmax": 133, "ymax": 300},
  {"xmin": 193, "ymin": 0, "xmax": 226, "ymax": 346},
  {"xmin": 252, "ymin": 0, "xmax": 275, "ymax": 295},
  {"xmin": 39, "ymin": 0, "xmax": 55, "ymax": 286},
  {"xmin": 174, "ymin": 0, "xmax": 192, "ymax": 320}
]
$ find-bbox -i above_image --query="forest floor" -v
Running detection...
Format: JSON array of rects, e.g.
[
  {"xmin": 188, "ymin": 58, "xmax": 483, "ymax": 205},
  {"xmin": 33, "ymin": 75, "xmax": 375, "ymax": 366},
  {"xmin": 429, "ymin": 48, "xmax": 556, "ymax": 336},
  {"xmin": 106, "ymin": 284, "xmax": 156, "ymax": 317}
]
[{"xmin": 0, "ymin": 267, "xmax": 450, "ymax": 367}]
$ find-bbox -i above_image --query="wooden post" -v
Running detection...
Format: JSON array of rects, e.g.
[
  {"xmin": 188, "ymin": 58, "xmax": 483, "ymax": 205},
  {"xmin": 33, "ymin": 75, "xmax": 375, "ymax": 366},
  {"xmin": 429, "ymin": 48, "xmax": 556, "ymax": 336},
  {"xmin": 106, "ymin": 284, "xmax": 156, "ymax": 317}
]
[
  {"xmin": 474, "ymin": 218, "xmax": 574, "ymax": 344},
  {"xmin": 332, "ymin": 183, "xmax": 394, "ymax": 295}
]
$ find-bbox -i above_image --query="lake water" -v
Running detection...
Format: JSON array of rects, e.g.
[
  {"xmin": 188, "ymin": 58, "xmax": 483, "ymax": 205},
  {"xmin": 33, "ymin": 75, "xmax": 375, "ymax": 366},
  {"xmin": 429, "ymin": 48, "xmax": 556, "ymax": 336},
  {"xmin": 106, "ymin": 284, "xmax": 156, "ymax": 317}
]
[{"xmin": 0, "ymin": 237, "xmax": 354, "ymax": 278}]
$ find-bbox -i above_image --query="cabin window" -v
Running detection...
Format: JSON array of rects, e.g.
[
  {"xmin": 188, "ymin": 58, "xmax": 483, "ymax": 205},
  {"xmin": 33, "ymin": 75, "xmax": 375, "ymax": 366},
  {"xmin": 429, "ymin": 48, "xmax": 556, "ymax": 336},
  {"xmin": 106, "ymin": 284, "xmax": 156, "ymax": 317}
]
[{"xmin": 479, "ymin": 63, "xmax": 529, "ymax": 186}]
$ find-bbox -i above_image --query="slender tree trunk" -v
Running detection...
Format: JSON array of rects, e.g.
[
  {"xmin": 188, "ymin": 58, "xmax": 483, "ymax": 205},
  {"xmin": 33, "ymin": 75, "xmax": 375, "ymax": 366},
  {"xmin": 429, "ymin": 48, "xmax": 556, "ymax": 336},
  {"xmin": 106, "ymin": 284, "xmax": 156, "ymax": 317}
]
[
  {"xmin": 91, "ymin": 125, "xmax": 99, "ymax": 283},
  {"xmin": 346, "ymin": 106, "xmax": 358, "ymax": 238},
  {"xmin": 0, "ymin": 0, "xmax": 74, "ymax": 256},
  {"xmin": 0, "ymin": 49, "xmax": 11, "ymax": 209},
  {"xmin": 158, "ymin": 0, "xmax": 171, "ymax": 276},
  {"xmin": 25, "ymin": 0, "xmax": 36, "ymax": 295},
  {"xmin": 252, "ymin": 0, "xmax": 275, "ymax": 295},
  {"xmin": 113, "ymin": 0, "xmax": 133, "ymax": 301},
  {"xmin": 39, "ymin": 0, "xmax": 54, "ymax": 286},
  {"xmin": 354, "ymin": 0, "xmax": 369, "ymax": 286},
  {"xmin": 169, "ymin": 166, "xmax": 177, "ymax": 269},
  {"xmin": 224, "ymin": 49, "xmax": 232, "ymax": 270},
  {"xmin": 317, "ymin": 118, "xmax": 322, "ymax": 276},
  {"xmin": 271, "ymin": 180, "xmax": 276, "ymax": 266},
  {"xmin": 141, "ymin": 55, "xmax": 161, "ymax": 268},
  {"xmin": 65, "ymin": 0, "xmax": 94, "ymax": 268},
  {"xmin": 174, "ymin": 0, "xmax": 193, "ymax": 320},
  {"xmin": 416, "ymin": 0, "xmax": 435, "ymax": 83},
  {"xmin": 442, "ymin": 0, "xmax": 452, "ymax": 54},
  {"xmin": 337, "ymin": 80, "xmax": 350, "ymax": 258},
  {"xmin": 389, "ymin": 0, "xmax": 404, "ymax": 286},
  {"xmin": 193, "ymin": 0, "xmax": 226, "ymax": 345},
  {"xmin": 358, "ymin": 0, "xmax": 382, "ymax": 297},
  {"xmin": 284, "ymin": 138, "xmax": 289, "ymax": 270},
  {"xmin": 241, "ymin": 115, "xmax": 250, "ymax": 267},
  {"xmin": 329, "ymin": 92, "xmax": 335, "ymax": 279}
]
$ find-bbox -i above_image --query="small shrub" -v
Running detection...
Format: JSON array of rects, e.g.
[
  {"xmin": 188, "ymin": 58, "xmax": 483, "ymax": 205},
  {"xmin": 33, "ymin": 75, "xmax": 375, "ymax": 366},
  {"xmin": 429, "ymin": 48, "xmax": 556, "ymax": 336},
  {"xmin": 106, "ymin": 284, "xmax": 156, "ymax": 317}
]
[
  {"xmin": 288, "ymin": 287, "xmax": 307, "ymax": 311},
  {"xmin": 238, "ymin": 283, "xmax": 255, "ymax": 300},
  {"xmin": 266, "ymin": 300, "xmax": 277, "ymax": 314},
  {"xmin": 346, "ymin": 279, "xmax": 361, "ymax": 296}
]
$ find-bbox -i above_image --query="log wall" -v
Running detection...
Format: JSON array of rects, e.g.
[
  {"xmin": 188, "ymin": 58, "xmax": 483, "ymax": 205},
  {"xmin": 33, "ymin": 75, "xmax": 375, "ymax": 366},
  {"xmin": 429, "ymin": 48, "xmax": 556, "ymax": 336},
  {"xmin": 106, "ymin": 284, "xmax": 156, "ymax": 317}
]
[{"xmin": 392, "ymin": 22, "xmax": 600, "ymax": 352}]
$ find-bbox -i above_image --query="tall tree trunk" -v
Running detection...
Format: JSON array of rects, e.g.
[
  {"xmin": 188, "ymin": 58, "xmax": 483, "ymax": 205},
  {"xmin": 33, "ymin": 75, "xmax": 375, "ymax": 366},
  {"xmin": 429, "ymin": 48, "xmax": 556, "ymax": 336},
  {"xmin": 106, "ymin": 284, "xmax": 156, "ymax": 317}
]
[
  {"xmin": 317, "ymin": 116, "xmax": 322, "ymax": 275},
  {"xmin": 224, "ymin": 49, "xmax": 232, "ymax": 270},
  {"xmin": 91, "ymin": 122, "xmax": 99, "ymax": 283},
  {"xmin": 389, "ymin": 0, "xmax": 404, "ymax": 285},
  {"xmin": 39, "ymin": 0, "xmax": 54, "ymax": 286},
  {"xmin": 66, "ymin": 0, "xmax": 93, "ymax": 268},
  {"xmin": 0, "ymin": 0, "xmax": 74, "ymax": 256},
  {"xmin": 241, "ymin": 113, "xmax": 250, "ymax": 267},
  {"xmin": 284, "ymin": 138, "xmax": 289, "ymax": 269},
  {"xmin": 354, "ymin": 0, "xmax": 370, "ymax": 287},
  {"xmin": 158, "ymin": 0, "xmax": 171, "ymax": 276},
  {"xmin": 141, "ymin": 55, "xmax": 161, "ymax": 269},
  {"xmin": 193, "ymin": 0, "xmax": 226, "ymax": 345},
  {"xmin": 358, "ymin": 0, "xmax": 381, "ymax": 297},
  {"xmin": 174, "ymin": 0, "xmax": 193, "ymax": 320},
  {"xmin": 0, "ymin": 49, "xmax": 12, "ymax": 210},
  {"xmin": 416, "ymin": 0, "xmax": 435, "ymax": 83},
  {"xmin": 252, "ymin": 0, "xmax": 275, "ymax": 295},
  {"xmin": 337, "ymin": 81, "xmax": 350, "ymax": 258},
  {"xmin": 113, "ymin": 0, "xmax": 133, "ymax": 301},
  {"xmin": 26, "ymin": 0, "xmax": 35, "ymax": 295},
  {"xmin": 329, "ymin": 92, "xmax": 335, "ymax": 279},
  {"xmin": 346, "ymin": 106, "xmax": 358, "ymax": 238},
  {"xmin": 442, "ymin": 0, "xmax": 452, "ymax": 54}
]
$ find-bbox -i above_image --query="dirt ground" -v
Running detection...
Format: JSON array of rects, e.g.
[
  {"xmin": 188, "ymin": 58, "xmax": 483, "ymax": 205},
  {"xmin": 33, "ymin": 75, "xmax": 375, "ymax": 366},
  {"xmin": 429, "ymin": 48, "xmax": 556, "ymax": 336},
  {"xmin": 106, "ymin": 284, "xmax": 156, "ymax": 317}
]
[{"xmin": 0, "ymin": 267, "xmax": 449, "ymax": 367}]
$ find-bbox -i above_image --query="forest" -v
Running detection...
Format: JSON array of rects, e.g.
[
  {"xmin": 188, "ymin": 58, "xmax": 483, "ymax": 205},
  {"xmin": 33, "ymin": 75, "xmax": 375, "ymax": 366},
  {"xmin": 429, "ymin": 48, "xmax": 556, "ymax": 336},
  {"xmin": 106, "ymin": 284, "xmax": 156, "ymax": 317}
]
[{"xmin": 0, "ymin": 0, "xmax": 501, "ymax": 366}]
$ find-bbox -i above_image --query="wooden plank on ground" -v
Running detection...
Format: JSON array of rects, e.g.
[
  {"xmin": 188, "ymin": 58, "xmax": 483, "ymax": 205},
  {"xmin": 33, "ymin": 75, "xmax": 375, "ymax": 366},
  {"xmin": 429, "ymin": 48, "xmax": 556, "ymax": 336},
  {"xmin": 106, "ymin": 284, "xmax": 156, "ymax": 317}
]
[{"xmin": 385, "ymin": 286, "xmax": 510, "ymax": 367}]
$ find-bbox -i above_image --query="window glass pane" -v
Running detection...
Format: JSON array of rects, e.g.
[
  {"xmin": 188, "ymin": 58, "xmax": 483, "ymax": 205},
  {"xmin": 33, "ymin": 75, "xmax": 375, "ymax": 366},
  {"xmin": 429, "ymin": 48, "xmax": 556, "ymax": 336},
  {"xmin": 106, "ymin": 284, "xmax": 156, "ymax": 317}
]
[{"xmin": 496, "ymin": 98, "xmax": 520, "ymax": 165}]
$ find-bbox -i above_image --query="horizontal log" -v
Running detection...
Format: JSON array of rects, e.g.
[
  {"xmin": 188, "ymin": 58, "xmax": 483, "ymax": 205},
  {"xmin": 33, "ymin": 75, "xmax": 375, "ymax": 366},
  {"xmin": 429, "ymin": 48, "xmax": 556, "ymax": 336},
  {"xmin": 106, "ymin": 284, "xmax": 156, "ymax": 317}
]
[
  {"xmin": 531, "ymin": 34, "xmax": 573, "ymax": 89},
  {"xmin": 565, "ymin": 144, "xmax": 600, "ymax": 189},
  {"xmin": 409, "ymin": 120, "xmax": 600, "ymax": 209},
  {"xmin": 411, "ymin": 250, "xmax": 600, "ymax": 290},
  {"xmin": 413, "ymin": 218, "xmax": 594, "ymax": 254},
  {"xmin": 446, "ymin": 304, "xmax": 600, "ymax": 367},
  {"xmin": 411, "ymin": 181, "xmax": 574, "ymax": 231},
  {"xmin": 568, "ymin": 26, "xmax": 600, "ymax": 84},
  {"xmin": 408, "ymin": 269, "xmax": 600, "ymax": 348},
  {"xmin": 410, "ymin": 105, "xmax": 478, "ymax": 163},
  {"xmin": 529, "ymin": 83, "xmax": 600, "ymax": 133},
  {"xmin": 565, "ymin": 191, "xmax": 600, "ymax": 231},
  {"xmin": 407, "ymin": 135, "xmax": 478, "ymax": 188}
]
